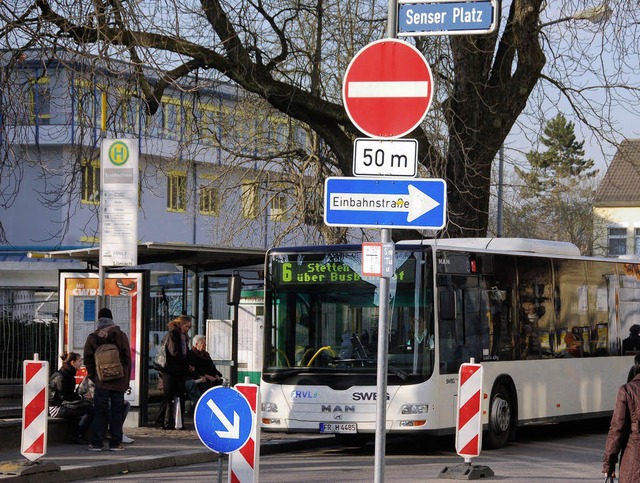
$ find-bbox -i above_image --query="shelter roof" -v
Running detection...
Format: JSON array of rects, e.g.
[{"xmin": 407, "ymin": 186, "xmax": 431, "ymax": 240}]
[{"xmin": 29, "ymin": 242, "xmax": 266, "ymax": 272}]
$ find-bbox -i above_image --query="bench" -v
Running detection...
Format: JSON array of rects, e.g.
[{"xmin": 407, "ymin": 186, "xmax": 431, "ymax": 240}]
[{"xmin": 0, "ymin": 418, "xmax": 74, "ymax": 451}]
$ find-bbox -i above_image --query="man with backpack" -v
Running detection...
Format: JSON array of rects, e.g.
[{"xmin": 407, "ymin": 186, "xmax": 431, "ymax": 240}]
[{"xmin": 83, "ymin": 307, "xmax": 131, "ymax": 452}]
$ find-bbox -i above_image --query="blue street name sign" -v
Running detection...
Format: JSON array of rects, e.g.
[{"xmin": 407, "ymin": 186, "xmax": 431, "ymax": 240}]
[
  {"xmin": 398, "ymin": 0, "xmax": 498, "ymax": 36},
  {"xmin": 324, "ymin": 177, "xmax": 447, "ymax": 229},
  {"xmin": 194, "ymin": 386, "xmax": 253, "ymax": 454}
]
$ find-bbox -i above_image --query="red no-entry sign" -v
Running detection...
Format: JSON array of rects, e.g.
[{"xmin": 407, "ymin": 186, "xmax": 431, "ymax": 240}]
[{"xmin": 342, "ymin": 39, "xmax": 433, "ymax": 139}]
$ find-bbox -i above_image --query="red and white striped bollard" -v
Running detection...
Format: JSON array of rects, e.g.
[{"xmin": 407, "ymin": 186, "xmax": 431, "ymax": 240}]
[
  {"xmin": 21, "ymin": 354, "xmax": 49, "ymax": 462},
  {"xmin": 455, "ymin": 359, "xmax": 483, "ymax": 461}
]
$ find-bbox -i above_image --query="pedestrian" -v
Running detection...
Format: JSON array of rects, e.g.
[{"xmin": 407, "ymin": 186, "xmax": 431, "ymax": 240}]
[
  {"xmin": 48, "ymin": 352, "xmax": 93, "ymax": 444},
  {"xmin": 83, "ymin": 307, "xmax": 131, "ymax": 452},
  {"xmin": 156, "ymin": 315, "xmax": 193, "ymax": 429},
  {"xmin": 622, "ymin": 324, "xmax": 640, "ymax": 354},
  {"xmin": 78, "ymin": 375, "xmax": 135, "ymax": 444},
  {"xmin": 185, "ymin": 334, "xmax": 223, "ymax": 409},
  {"xmin": 602, "ymin": 353, "xmax": 640, "ymax": 482}
]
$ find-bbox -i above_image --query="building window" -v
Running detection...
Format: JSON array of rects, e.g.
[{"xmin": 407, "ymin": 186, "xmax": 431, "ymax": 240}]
[
  {"xmin": 199, "ymin": 184, "xmax": 219, "ymax": 216},
  {"xmin": 608, "ymin": 227, "xmax": 627, "ymax": 257},
  {"xmin": 241, "ymin": 180, "xmax": 259, "ymax": 219},
  {"xmin": 74, "ymin": 79, "xmax": 98, "ymax": 127},
  {"xmin": 162, "ymin": 98, "xmax": 181, "ymax": 140},
  {"xmin": 81, "ymin": 159, "xmax": 100, "ymax": 204},
  {"xmin": 635, "ymin": 228, "xmax": 640, "ymax": 256},
  {"xmin": 269, "ymin": 193, "xmax": 287, "ymax": 222},
  {"xmin": 29, "ymin": 77, "xmax": 51, "ymax": 125},
  {"xmin": 201, "ymin": 104, "xmax": 222, "ymax": 146},
  {"xmin": 167, "ymin": 172, "xmax": 187, "ymax": 212},
  {"xmin": 115, "ymin": 91, "xmax": 139, "ymax": 134}
]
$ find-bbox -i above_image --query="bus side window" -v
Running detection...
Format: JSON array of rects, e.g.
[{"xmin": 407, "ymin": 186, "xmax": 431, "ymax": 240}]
[{"xmin": 439, "ymin": 290, "xmax": 455, "ymax": 320}]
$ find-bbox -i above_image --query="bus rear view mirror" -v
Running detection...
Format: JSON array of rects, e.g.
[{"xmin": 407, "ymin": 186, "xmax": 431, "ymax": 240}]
[{"xmin": 439, "ymin": 290, "xmax": 455, "ymax": 320}]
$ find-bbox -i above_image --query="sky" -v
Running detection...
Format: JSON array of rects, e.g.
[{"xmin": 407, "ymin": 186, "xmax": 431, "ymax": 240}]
[{"xmin": 504, "ymin": 1, "xmax": 640, "ymax": 176}]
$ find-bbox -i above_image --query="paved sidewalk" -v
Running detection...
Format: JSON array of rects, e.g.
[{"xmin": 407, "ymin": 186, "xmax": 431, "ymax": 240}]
[{"xmin": 0, "ymin": 426, "xmax": 336, "ymax": 482}]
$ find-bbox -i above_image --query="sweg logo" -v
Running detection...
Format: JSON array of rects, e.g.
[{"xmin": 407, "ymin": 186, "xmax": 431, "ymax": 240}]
[
  {"xmin": 352, "ymin": 392, "xmax": 390, "ymax": 401},
  {"xmin": 290, "ymin": 389, "xmax": 319, "ymax": 399}
]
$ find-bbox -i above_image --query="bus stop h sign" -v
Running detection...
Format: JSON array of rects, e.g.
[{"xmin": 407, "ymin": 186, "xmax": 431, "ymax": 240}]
[{"xmin": 342, "ymin": 39, "xmax": 433, "ymax": 139}]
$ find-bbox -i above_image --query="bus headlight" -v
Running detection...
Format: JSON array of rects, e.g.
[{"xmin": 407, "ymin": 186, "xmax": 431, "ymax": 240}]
[
  {"xmin": 262, "ymin": 401, "xmax": 279, "ymax": 413},
  {"xmin": 401, "ymin": 404, "xmax": 428, "ymax": 415}
]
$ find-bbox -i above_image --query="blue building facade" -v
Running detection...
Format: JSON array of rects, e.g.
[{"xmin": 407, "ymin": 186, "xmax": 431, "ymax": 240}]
[{"xmin": 0, "ymin": 49, "xmax": 326, "ymax": 254}]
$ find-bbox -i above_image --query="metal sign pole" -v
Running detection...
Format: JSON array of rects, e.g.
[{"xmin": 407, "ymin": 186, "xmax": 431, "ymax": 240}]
[
  {"xmin": 374, "ymin": 228, "xmax": 392, "ymax": 483},
  {"xmin": 217, "ymin": 453, "xmax": 223, "ymax": 483},
  {"xmin": 374, "ymin": 4, "xmax": 399, "ymax": 482}
]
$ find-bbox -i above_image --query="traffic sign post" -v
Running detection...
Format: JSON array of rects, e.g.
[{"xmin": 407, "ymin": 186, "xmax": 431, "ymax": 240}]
[
  {"xmin": 342, "ymin": 39, "xmax": 433, "ymax": 139},
  {"xmin": 324, "ymin": 177, "xmax": 446, "ymax": 229},
  {"xmin": 194, "ymin": 386, "xmax": 253, "ymax": 455},
  {"xmin": 398, "ymin": 0, "xmax": 498, "ymax": 36},
  {"xmin": 195, "ymin": 386, "xmax": 256, "ymax": 483}
]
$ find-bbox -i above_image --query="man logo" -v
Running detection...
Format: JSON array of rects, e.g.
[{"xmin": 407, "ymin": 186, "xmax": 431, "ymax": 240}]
[{"xmin": 321, "ymin": 405, "xmax": 355, "ymax": 413}]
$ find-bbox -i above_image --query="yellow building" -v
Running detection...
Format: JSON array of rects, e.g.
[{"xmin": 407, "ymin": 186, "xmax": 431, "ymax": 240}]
[{"xmin": 593, "ymin": 139, "xmax": 640, "ymax": 257}]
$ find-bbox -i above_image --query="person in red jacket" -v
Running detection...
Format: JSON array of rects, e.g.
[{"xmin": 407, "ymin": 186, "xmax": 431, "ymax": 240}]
[
  {"xmin": 83, "ymin": 308, "xmax": 131, "ymax": 452},
  {"xmin": 603, "ymin": 353, "xmax": 640, "ymax": 482}
]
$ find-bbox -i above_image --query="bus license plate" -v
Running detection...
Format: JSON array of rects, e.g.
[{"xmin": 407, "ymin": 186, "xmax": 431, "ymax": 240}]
[{"xmin": 319, "ymin": 422, "xmax": 357, "ymax": 434}]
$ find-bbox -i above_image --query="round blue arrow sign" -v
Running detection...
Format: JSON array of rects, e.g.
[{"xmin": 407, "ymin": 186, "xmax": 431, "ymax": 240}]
[{"xmin": 194, "ymin": 386, "xmax": 253, "ymax": 454}]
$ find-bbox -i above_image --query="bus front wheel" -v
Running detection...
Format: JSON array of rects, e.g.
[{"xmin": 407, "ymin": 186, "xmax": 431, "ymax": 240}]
[{"xmin": 485, "ymin": 384, "xmax": 513, "ymax": 449}]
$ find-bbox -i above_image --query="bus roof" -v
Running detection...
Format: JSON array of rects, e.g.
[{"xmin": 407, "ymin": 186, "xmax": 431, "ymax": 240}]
[{"xmin": 396, "ymin": 238, "xmax": 582, "ymax": 256}]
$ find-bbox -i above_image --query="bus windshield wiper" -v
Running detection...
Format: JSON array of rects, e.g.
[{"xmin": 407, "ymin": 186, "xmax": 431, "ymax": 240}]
[
  {"xmin": 268, "ymin": 367, "xmax": 338, "ymax": 382},
  {"xmin": 387, "ymin": 365, "xmax": 408, "ymax": 381},
  {"xmin": 268, "ymin": 368, "xmax": 306, "ymax": 381}
]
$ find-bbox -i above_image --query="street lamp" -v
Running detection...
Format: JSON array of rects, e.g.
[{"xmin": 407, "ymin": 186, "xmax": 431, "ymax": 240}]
[{"xmin": 541, "ymin": 3, "xmax": 613, "ymax": 28}]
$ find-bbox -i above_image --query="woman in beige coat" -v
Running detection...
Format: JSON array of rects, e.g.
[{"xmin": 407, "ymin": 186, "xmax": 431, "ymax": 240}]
[{"xmin": 603, "ymin": 353, "xmax": 640, "ymax": 482}]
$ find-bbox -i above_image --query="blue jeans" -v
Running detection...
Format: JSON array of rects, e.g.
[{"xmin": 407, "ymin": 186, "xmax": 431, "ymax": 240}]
[
  {"xmin": 91, "ymin": 386, "xmax": 125, "ymax": 448},
  {"xmin": 185, "ymin": 379, "xmax": 202, "ymax": 406}
]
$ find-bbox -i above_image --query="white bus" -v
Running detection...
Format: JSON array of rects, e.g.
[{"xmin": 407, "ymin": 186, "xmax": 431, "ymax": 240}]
[{"xmin": 260, "ymin": 238, "xmax": 640, "ymax": 447}]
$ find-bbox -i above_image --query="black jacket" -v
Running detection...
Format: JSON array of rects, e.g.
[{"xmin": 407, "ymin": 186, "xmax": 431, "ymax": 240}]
[
  {"xmin": 49, "ymin": 364, "xmax": 81, "ymax": 406},
  {"xmin": 163, "ymin": 328, "xmax": 191, "ymax": 377},
  {"xmin": 188, "ymin": 348, "xmax": 223, "ymax": 379}
]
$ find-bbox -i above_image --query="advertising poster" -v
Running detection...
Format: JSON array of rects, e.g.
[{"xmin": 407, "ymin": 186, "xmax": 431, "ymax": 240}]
[{"xmin": 59, "ymin": 271, "xmax": 143, "ymax": 405}]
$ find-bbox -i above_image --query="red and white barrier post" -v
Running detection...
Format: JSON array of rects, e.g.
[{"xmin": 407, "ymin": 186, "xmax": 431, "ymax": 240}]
[
  {"xmin": 229, "ymin": 381, "xmax": 261, "ymax": 483},
  {"xmin": 456, "ymin": 360, "xmax": 483, "ymax": 460},
  {"xmin": 21, "ymin": 354, "xmax": 49, "ymax": 462},
  {"xmin": 440, "ymin": 358, "xmax": 493, "ymax": 480}
]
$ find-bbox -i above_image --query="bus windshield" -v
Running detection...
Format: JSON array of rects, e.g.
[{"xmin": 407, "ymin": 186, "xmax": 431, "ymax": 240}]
[{"xmin": 265, "ymin": 247, "xmax": 434, "ymax": 384}]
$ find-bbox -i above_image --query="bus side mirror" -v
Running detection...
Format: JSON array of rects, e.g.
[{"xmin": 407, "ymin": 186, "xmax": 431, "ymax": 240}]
[{"xmin": 439, "ymin": 290, "xmax": 455, "ymax": 320}]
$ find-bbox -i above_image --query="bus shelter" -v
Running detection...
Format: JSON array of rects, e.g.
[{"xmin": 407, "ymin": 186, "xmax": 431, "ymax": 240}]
[{"xmin": 33, "ymin": 242, "xmax": 265, "ymax": 425}]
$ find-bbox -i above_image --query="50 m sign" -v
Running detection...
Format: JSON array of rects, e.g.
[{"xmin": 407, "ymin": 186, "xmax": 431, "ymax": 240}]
[{"xmin": 353, "ymin": 138, "xmax": 418, "ymax": 177}]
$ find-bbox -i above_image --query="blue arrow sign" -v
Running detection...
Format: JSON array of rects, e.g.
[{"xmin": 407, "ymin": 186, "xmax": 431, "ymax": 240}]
[
  {"xmin": 398, "ymin": 0, "xmax": 498, "ymax": 36},
  {"xmin": 194, "ymin": 386, "xmax": 253, "ymax": 454},
  {"xmin": 324, "ymin": 177, "xmax": 447, "ymax": 229}
]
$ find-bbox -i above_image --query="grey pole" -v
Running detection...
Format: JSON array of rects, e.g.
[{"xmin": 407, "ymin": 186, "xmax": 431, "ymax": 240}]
[
  {"xmin": 374, "ymin": 3, "xmax": 399, "ymax": 482},
  {"xmin": 374, "ymin": 228, "xmax": 392, "ymax": 483},
  {"xmin": 496, "ymin": 145, "xmax": 504, "ymax": 237}
]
